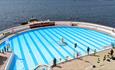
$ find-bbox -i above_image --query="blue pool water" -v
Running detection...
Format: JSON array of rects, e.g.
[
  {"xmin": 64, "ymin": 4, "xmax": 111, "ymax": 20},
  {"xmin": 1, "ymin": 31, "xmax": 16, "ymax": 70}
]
[{"xmin": 0, "ymin": 26, "xmax": 115, "ymax": 70}]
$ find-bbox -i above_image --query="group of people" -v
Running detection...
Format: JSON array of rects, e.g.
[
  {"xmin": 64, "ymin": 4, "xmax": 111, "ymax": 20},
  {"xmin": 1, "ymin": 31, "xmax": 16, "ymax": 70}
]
[
  {"xmin": 87, "ymin": 47, "xmax": 90, "ymax": 55},
  {"xmin": 87, "ymin": 47, "xmax": 115, "ymax": 61},
  {"xmin": 53, "ymin": 37, "xmax": 115, "ymax": 68},
  {"xmin": 0, "ymin": 46, "xmax": 10, "ymax": 53},
  {"xmin": 103, "ymin": 49, "xmax": 115, "ymax": 62},
  {"xmin": 51, "ymin": 47, "xmax": 91, "ymax": 67},
  {"xmin": 97, "ymin": 49, "xmax": 115, "ymax": 64},
  {"xmin": 52, "ymin": 47, "xmax": 114, "ymax": 68}
]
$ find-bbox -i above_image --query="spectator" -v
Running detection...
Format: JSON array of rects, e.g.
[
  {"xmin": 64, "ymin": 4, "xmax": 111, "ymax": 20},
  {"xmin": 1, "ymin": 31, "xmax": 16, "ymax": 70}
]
[
  {"xmin": 110, "ymin": 49, "xmax": 114, "ymax": 57},
  {"xmin": 94, "ymin": 49, "xmax": 96, "ymax": 56},
  {"xmin": 103, "ymin": 55, "xmax": 106, "ymax": 61},
  {"xmin": 87, "ymin": 47, "xmax": 90, "ymax": 55},
  {"xmin": 53, "ymin": 58, "xmax": 57, "ymax": 67}
]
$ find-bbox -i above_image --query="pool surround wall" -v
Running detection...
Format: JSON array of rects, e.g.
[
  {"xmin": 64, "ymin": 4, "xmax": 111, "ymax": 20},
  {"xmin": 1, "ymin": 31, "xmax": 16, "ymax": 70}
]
[
  {"xmin": 5, "ymin": 52, "xmax": 14, "ymax": 70},
  {"xmin": 0, "ymin": 21, "xmax": 115, "ymax": 69},
  {"xmin": 0, "ymin": 21, "xmax": 115, "ymax": 44}
]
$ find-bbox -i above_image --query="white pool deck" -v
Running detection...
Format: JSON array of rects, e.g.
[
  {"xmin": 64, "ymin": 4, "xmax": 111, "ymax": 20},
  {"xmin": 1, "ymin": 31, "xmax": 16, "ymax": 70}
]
[{"xmin": 52, "ymin": 48, "xmax": 115, "ymax": 70}]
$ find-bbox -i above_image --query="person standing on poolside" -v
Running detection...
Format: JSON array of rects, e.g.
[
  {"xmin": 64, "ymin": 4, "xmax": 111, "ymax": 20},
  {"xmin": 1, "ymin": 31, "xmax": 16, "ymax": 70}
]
[
  {"xmin": 53, "ymin": 58, "xmax": 57, "ymax": 67},
  {"xmin": 62, "ymin": 37, "xmax": 64, "ymax": 43},
  {"xmin": 87, "ymin": 47, "xmax": 90, "ymax": 55},
  {"xmin": 94, "ymin": 49, "xmax": 96, "ymax": 56},
  {"xmin": 110, "ymin": 49, "xmax": 114, "ymax": 57},
  {"xmin": 103, "ymin": 55, "xmax": 106, "ymax": 61},
  {"xmin": 76, "ymin": 52, "xmax": 80, "ymax": 58}
]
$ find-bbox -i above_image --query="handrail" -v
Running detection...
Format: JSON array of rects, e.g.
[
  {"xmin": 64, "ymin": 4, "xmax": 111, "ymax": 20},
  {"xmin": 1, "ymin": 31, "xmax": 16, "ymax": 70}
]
[
  {"xmin": 34, "ymin": 64, "xmax": 52, "ymax": 70},
  {"xmin": 74, "ymin": 22, "xmax": 114, "ymax": 31},
  {"xmin": 71, "ymin": 22, "xmax": 115, "ymax": 38}
]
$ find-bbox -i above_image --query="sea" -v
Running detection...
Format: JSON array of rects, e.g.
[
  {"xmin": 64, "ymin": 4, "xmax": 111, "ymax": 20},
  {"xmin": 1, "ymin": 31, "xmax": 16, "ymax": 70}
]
[{"xmin": 0, "ymin": 0, "xmax": 115, "ymax": 31}]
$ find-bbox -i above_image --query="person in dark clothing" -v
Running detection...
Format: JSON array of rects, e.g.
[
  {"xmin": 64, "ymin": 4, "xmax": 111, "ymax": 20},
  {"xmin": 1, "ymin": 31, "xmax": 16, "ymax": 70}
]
[
  {"xmin": 97, "ymin": 58, "xmax": 100, "ymax": 63},
  {"xmin": 53, "ymin": 58, "xmax": 57, "ymax": 67},
  {"xmin": 103, "ymin": 55, "xmax": 106, "ymax": 61},
  {"xmin": 110, "ymin": 49, "xmax": 114, "ymax": 57},
  {"xmin": 87, "ymin": 47, "xmax": 90, "ymax": 55},
  {"xmin": 4, "ymin": 47, "xmax": 6, "ymax": 52}
]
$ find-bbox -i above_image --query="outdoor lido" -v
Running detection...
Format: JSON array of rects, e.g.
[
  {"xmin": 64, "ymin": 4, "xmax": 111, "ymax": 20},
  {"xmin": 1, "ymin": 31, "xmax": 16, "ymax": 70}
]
[{"xmin": 0, "ymin": 20, "xmax": 115, "ymax": 70}]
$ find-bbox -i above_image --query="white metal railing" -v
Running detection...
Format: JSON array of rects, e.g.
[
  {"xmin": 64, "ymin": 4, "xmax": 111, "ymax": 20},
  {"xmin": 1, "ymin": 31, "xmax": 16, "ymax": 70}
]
[
  {"xmin": 4, "ymin": 52, "xmax": 14, "ymax": 70},
  {"xmin": 75, "ymin": 22, "xmax": 114, "ymax": 31},
  {"xmin": 33, "ymin": 21, "xmax": 115, "ymax": 38},
  {"xmin": 34, "ymin": 65, "xmax": 52, "ymax": 70},
  {"xmin": 72, "ymin": 22, "xmax": 115, "ymax": 37}
]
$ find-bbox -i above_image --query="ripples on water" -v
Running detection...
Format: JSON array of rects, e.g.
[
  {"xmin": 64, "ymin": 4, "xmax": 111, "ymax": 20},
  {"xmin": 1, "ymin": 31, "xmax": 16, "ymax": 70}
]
[{"xmin": 0, "ymin": 0, "xmax": 115, "ymax": 31}]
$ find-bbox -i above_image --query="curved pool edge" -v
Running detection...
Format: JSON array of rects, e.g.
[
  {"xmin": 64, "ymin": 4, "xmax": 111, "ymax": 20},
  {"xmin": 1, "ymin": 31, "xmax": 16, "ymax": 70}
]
[
  {"xmin": 0, "ymin": 21, "xmax": 115, "ymax": 69},
  {"xmin": 5, "ymin": 52, "xmax": 15, "ymax": 70},
  {"xmin": 0, "ymin": 21, "xmax": 115, "ymax": 45}
]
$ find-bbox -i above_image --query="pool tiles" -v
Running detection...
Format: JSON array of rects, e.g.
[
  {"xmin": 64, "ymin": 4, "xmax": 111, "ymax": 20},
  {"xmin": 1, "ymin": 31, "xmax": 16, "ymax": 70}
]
[{"xmin": 1, "ymin": 27, "xmax": 115, "ymax": 70}]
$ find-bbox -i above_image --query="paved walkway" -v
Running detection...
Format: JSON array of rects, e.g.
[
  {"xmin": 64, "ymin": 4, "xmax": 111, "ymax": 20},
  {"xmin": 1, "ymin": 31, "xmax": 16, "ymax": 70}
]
[
  {"xmin": 0, "ymin": 52, "xmax": 11, "ymax": 70},
  {"xmin": 53, "ymin": 48, "xmax": 115, "ymax": 70}
]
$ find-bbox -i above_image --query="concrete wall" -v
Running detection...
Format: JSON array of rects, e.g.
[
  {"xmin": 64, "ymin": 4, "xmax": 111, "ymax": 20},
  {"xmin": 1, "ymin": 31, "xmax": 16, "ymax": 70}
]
[
  {"xmin": 54, "ymin": 21, "xmax": 115, "ymax": 38},
  {"xmin": 0, "ymin": 21, "xmax": 115, "ymax": 44},
  {"xmin": 5, "ymin": 52, "xmax": 14, "ymax": 70}
]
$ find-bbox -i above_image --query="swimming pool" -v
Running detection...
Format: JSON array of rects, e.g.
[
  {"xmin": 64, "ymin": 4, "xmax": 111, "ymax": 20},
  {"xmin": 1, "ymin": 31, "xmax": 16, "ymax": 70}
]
[{"xmin": 0, "ymin": 26, "xmax": 115, "ymax": 70}]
